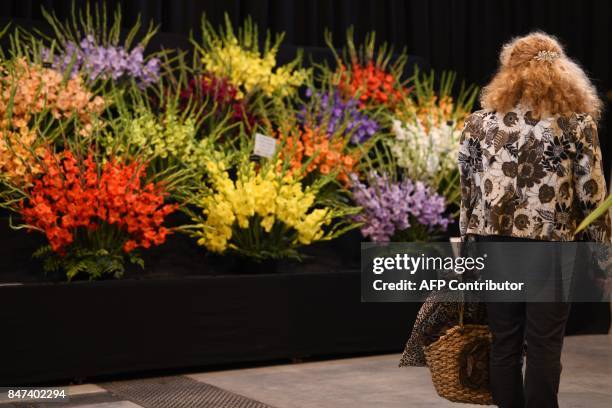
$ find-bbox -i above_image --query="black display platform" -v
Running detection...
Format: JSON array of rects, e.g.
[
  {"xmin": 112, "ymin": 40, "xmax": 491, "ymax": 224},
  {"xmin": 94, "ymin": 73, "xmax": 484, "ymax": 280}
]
[{"xmin": 0, "ymin": 270, "xmax": 420, "ymax": 386}]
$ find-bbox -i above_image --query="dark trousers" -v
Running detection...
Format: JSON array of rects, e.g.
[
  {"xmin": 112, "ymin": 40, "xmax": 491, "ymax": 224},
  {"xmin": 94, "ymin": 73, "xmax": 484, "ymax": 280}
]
[{"xmin": 486, "ymin": 302, "xmax": 571, "ymax": 408}]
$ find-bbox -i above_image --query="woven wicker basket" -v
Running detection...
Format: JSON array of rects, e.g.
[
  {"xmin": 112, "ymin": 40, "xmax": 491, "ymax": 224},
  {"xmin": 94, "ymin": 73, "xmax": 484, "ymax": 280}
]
[{"xmin": 424, "ymin": 323, "xmax": 494, "ymax": 405}]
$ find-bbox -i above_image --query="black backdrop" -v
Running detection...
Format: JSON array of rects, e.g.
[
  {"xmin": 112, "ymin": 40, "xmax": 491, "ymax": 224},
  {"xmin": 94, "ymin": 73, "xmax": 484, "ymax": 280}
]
[
  {"xmin": 3, "ymin": 0, "xmax": 611, "ymax": 86},
  {"xmin": 2, "ymin": 0, "xmax": 610, "ymax": 174}
]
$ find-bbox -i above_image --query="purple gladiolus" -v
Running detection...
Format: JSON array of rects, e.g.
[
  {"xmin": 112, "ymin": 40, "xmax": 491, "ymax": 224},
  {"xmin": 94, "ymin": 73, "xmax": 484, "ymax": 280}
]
[
  {"xmin": 350, "ymin": 173, "xmax": 451, "ymax": 242},
  {"xmin": 299, "ymin": 90, "xmax": 379, "ymax": 144},
  {"xmin": 42, "ymin": 35, "xmax": 160, "ymax": 87}
]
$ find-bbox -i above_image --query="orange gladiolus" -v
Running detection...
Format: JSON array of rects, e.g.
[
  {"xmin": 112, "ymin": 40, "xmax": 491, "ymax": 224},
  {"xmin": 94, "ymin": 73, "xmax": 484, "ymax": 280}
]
[
  {"xmin": 278, "ymin": 126, "xmax": 359, "ymax": 185},
  {"xmin": 0, "ymin": 60, "xmax": 105, "ymax": 185}
]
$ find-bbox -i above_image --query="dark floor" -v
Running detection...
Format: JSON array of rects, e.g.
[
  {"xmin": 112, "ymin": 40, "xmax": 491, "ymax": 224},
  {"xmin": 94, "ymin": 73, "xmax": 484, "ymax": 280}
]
[{"xmin": 1, "ymin": 334, "xmax": 610, "ymax": 408}]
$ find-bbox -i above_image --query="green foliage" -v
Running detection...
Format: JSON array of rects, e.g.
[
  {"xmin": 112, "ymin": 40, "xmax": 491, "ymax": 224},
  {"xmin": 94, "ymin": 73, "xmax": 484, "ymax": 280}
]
[
  {"xmin": 33, "ymin": 245, "xmax": 144, "ymax": 281},
  {"xmin": 40, "ymin": 1, "xmax": 158, "ymax": 49},
  {"xmin": 197, "ymin": 13, "xmax": 284, "ymax": 63},
  {"xmin": 399, "ymin": 67, "xmax": 479, "ymax": 124},
  {"xmin": 324, "ymin": 27, "xmax": 408, "ymax": 81}
]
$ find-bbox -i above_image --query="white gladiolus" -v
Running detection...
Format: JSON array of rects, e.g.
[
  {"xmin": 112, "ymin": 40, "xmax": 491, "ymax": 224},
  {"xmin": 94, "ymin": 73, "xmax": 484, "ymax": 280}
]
[{"xmin": 389, "ymin": 117, "xmax": 462, "ymax": 183}]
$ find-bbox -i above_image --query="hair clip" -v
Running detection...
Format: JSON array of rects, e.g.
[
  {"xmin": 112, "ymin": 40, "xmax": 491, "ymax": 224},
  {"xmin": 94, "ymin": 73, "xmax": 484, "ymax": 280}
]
[{"xmin": 534, "ymin": 50, "xmax": 560, "ymax": 62}]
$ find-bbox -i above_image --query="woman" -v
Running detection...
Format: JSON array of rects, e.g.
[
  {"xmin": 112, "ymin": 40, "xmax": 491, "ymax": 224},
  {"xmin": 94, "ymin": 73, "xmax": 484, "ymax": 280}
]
[{"xmin": 459, "ymin": 32, "xmax": 611, "ymax": 408}]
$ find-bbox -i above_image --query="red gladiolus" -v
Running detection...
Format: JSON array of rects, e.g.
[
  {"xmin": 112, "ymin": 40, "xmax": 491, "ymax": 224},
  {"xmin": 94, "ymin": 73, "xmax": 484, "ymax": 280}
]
[
  {"xmin": 20, "ymin": 150, "xmax": 178, "ymax": 254},
  {"xmin": 336, "ymin": 62, "xmax": 406, "ymax": 108}
]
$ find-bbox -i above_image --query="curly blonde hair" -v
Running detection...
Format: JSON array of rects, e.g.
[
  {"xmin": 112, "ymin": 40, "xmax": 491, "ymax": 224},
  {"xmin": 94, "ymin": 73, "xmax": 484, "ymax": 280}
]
[{"xmin": 481, "ymin": 32, "xmax": 602, "ymax": 121}]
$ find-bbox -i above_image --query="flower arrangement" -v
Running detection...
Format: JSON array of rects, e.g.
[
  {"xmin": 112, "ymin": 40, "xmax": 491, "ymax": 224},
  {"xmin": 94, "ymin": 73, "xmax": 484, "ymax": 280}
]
[
  {"xmin": 326, "ymin": 28, "xmax": 410, "ymax": 109},
  {"xmin": 43, "ymin": 35, "xmax": 160, "ymax": 87},
  {"xmin": 350, "ymin": 172, "xmax": 450, "ymax": 242},
  {"xmin": 278, "ymin": 126, "xmax": 359, "ymax": 186},
  {"xmin": 0, "ymin": 59, "xmax": 105, "ymax": 127},
  {"xmin": 17, "ymin": 150, "xmax": 177, "ymax": 280},
  {"xmin": 39, "ymin": 3, "xmax": 161, "ymax": 87},
  {"xmin": 336, "ymin": 61, "xmax": 406, "ymax": 108},
  {"xmin": 183, "ymin": 157, "xmax": 359, "ymax": 260},
  {"xmin": 103, "ymin": 105, "xmax": 215, "ymax": 173},
  {"xmin": 195, "ymin": 15, "xmax": 309, "ymax": 98},
  {"xmin": 179, "ymin": 73, "xmax": 257, "ymax": 130},
  {"xmin": 0, "ymin": 59, "xmax": 105, "ymax": 185}
]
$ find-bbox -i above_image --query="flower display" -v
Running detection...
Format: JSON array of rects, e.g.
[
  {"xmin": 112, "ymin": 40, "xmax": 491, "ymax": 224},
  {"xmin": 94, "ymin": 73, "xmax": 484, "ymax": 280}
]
[
  {"xmin": 43, "ymin": 35, "xmax": 161, "ymax": 86},
  {"xmin": 278, "ymin": 126, "xmax": 359, "ymax": 185},
  {"xmin": 198, "ymin": 16, "xmax": 309, "ymax": 98},
  {"xmin": 350, "ymin": 172, "xmax": 451, "ymax": 242},
  {"xmin": 18, "ymin": 150, "xmax": 177, "ymax": 279},
  {"xmin": 0, "ymin": 11, "xmax": 481, "ymax": 277},
  {"xmin": 179, "ymin": 73, "xmax": 257, "ymax": 129},
  {"xmin": 299, "ymin": 89, "xmax": 379, "ymax": 144}
]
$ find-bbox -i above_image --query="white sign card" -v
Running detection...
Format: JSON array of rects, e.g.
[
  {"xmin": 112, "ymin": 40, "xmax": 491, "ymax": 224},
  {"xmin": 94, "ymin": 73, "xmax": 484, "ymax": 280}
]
[{"xmin": 253, "ymin": 133, "xmax": 277, "ymax": 158}]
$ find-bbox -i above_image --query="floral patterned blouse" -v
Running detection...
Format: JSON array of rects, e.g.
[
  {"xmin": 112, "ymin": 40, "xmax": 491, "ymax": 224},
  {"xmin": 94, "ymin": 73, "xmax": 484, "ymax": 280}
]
[{"xmin": 459, "ymin": 106, "xmax": 611, "ymax": 242}]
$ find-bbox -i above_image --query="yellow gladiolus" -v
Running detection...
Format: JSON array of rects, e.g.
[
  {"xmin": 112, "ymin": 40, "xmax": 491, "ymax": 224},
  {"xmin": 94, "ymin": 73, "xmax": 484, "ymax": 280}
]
[
  {"xmin": 295, "ymin": 208, "xmax": 330, "ymax": 245},
  {"xmin": 193, "ymin": 160, "xmax": 333, "ymax": 256},
  {"xmin": 200, "ymin": 42, "xmax": 307, "ymax": 98}
]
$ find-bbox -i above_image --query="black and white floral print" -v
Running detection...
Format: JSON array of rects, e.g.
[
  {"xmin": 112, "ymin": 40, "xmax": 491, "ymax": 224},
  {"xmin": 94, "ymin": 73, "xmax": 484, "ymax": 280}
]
[
  {"xmin": 458, "ymin": 138, "xmax": 483, "ymax": 172},
  {"xmin": 517, "ymin": 147, "xmax": 546, "ymax": 188},
  {"xmin": 459, "ymin": 106, "xmax": 611, "ymax": 242}
]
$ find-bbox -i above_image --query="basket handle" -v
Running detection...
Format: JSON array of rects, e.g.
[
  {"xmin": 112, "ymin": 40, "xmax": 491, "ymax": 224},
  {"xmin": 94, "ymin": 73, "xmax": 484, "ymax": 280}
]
[
  {"xmin": 459, "ymin": 264, "xmax": 465, "ymax": 328},
  {"xmin": 454, "ymin": 237, "xmax": 466, "ymax": 330}
]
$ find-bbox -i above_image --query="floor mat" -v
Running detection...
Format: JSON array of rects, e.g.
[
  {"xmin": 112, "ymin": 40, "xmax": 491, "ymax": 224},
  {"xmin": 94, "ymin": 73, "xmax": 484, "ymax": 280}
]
[{"xmin": 102, "ymin": 376, "xmax": 275, "ymax": 408}]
